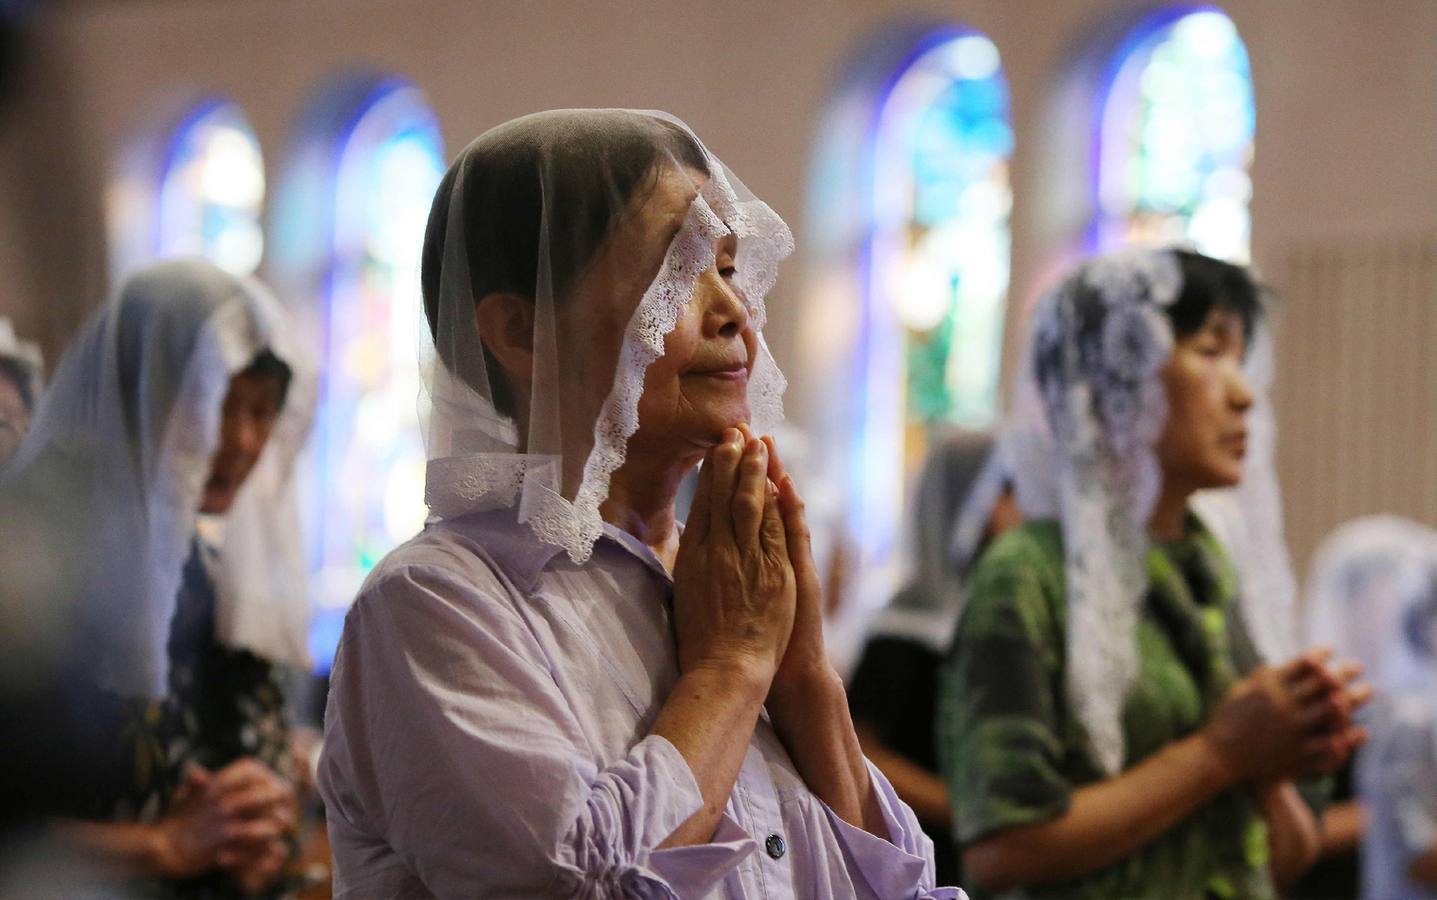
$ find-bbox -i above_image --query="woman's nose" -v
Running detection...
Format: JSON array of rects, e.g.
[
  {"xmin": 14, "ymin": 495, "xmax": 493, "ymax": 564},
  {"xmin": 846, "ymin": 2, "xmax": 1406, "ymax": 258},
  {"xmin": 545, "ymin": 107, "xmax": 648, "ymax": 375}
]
[
  {"xmin": 1229, "ymin": 368, "xmax": 1255, "ymax": 412},
  {"xmin": 701, "ymin": 272, "xmax": 749, "ymax": 339}
]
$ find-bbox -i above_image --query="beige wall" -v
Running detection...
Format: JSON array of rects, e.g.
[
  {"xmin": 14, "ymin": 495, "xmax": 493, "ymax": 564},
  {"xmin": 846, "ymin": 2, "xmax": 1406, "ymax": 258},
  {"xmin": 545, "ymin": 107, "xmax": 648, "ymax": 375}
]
[{"xmin": 2, "ymin": 0, "xmax": 1433, "ymax": 577}]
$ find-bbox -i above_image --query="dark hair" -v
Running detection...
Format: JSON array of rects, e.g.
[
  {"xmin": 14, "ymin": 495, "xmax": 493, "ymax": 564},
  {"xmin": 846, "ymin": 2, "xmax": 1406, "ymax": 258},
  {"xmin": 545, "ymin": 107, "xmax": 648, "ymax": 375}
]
[
  {"xmin": 0, "ymin": 356, "xmax": 36, "ymax": 412},
  {"xmin": 240, "ymin": 348, "xmax": 292, "ymax": 407},
  {"xmin": 419, "ymin": 111, "xmax": 710, "ymax": 417},
  {"xmin": 1166, "ymin": 249, "xmax": 1264, "ymax": 343}
]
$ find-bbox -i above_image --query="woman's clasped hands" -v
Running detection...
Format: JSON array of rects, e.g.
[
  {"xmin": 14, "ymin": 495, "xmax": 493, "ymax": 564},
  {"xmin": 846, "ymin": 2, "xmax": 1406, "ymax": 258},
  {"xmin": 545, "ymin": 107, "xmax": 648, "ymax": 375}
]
[
  {"xmin": 151, "ymin": 758, "xmax": 297, "ymax": 894},
  {"xmin": 1201, "ymin": 648, "xmax": 1371, "ymax": 785},
  {"xmin": 672, "ymin": 425, "xmax": 829, "ymax": 705}
]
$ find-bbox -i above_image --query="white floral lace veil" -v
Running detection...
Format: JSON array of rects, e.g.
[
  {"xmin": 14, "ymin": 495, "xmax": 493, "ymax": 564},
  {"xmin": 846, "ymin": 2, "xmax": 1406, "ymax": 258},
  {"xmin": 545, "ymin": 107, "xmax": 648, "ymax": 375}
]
[
  {"xmin": 1381, "ymin": 534, "xmax": 1437, "ymax": 699},
  {"xmin": 1009, "ymin": 247, "xmax": 1291, "ymax": 774},
  {"xmin": 419, "ymin": 109, "xmax": 793, "ymax": 562},
  {"xmin": 1305, "ymin": 516, "xmax": 1436, "ymax": 705},
  {"xmin": 2, "ymin": 259, "xmax": 316, "ymax": 700}
]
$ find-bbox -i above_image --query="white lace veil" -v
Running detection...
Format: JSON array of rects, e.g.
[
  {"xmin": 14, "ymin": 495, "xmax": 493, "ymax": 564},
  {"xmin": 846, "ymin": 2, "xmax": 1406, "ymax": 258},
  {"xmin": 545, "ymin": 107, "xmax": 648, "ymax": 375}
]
[
  {"xmin": 3, "ymin": 259, "xmax": 315, "ymax": 699},
  {"xmin": 1014, "ymin": 247, "xmax": 1284, "ymax": 774},
  {"xmin": 418, "ymin": 110, "xmax": 792, "ymax": 561},
  {"xmin": 1305, "ymin": 516, "xmax": 1436, "ymax": 697},
  {"xmin": 1378, "ymin": 534, "xmax": 1437, "ymax": 699}
]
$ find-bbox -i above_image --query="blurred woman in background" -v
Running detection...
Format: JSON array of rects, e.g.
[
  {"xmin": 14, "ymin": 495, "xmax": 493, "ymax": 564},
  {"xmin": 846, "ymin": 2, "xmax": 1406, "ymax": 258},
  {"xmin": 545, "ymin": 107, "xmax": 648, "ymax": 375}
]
[
  {"xmin": 939, "ymin": 248, "xmax": 1368, "ymax": 898},
  {"xmin": 2, "ymin": 259, "xmax": 315, "ymax": 898},
  {"xmin": 1299, "ymin": 515, "xmax": 1436, "ymax": 898},
  {"xmin": 1332, "ymin": 521, "xmax": 1437, "ymax": 899}
]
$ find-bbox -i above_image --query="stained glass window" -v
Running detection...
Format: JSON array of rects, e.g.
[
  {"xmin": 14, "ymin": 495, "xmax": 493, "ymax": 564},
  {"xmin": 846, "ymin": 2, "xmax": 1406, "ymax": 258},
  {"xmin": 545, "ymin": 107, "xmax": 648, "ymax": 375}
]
[
  {"xmin": 155, "ymin": 100, "xmax": 266, "ymax": 275},
  {"xmin": 876, "ymin": 32, "xmax": 1012, "ymax": 446},
  {"xmin": 306, "ymin": 83, "xmax": 445, "ymax": 671},
  {"xmin": 1097, "ymin": 8, "xmax": 1255, "ymax": 262}
]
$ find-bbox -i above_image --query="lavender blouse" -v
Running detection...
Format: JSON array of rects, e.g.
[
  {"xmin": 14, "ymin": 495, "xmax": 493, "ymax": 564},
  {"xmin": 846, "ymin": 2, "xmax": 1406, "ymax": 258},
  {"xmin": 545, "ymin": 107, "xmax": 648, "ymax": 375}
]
[{"xmin": 318, "ymin": 509, "xmax": 962, "ymax": 899}]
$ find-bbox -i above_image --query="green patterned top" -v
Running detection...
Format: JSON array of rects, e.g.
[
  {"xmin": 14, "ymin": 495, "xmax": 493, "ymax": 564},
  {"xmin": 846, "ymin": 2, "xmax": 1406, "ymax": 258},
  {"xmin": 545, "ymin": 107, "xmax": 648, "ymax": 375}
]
[{"xmin": 937, "ymin": 518, "xmax": 1274, "ymax": 900}]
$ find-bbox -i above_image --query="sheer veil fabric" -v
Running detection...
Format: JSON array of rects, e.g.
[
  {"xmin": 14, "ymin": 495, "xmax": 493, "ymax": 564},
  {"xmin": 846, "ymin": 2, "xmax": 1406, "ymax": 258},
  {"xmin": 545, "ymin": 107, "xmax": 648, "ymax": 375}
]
[
  {"xmin": 1006, "ymin": 248, "xmax": 1292, "ymax": 775},
  {"xmin": 3, "ymin": 259, "xmax": 315, "ymax": 699},
  {"xmin": 419, "ymin": 109, "xmax": 793, "ymax": 563},
  {"xmin": 1305, "ymin": 516, "xmax": 1437, "ymax": 700}
]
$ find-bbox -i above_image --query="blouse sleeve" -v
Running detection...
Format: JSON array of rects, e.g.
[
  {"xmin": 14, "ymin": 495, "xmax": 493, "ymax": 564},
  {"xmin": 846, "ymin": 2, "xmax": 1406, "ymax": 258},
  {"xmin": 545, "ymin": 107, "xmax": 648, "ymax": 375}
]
[
  {"xmin": 318, "ymin": 562, "xmax": 755, "ymax": 899},
  {"xmin": 822, "ymin": 760, "xmax": 967, "ymax": 899},
  {"xmin": 936, "ymin": 529, "xmax": 1073, "ymax": 845}
]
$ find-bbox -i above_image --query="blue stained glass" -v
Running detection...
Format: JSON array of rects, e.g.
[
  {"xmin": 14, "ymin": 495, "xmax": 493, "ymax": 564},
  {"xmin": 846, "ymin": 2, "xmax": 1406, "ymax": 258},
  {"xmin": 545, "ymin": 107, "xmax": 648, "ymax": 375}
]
[
  {"xmin": 1097, "ymin": 9, "xmax": 1256, "ymax": 262},
  {"xmin": 157, "ymin": 101, "xmax": 265, "ymax": 276},
  {"xmin": 872, "ymin": 30, "xmax": 1012, "ymax": 444},
  {"xmin": 305, "ymin": 83, "xmax": 445, "ymax": 673}
]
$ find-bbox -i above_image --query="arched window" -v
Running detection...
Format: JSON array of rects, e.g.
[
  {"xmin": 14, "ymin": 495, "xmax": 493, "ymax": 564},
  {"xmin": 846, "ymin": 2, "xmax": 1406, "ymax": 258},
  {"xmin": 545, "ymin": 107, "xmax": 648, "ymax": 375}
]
[
  {"xmin": 874, "ymin": 31, "xmax": 1012, "ymax": 440},
  {"xmin": 1095, "ymin": 8, "xmax": 1255, "ymax": 262},
  {"xmin": 109, "ymin": 98, "xmax": 266, "ymax": 279},
  {"xmin": 800, "ymin": 26, "xmax": 1012, "ymax": 618},
  {"xmin": 156, "ymin": 100, "xmax": 266, "ymax": 275},
  {"xmin": 292, "ymin": 79, "xmax": 445, "ymax": 671}
]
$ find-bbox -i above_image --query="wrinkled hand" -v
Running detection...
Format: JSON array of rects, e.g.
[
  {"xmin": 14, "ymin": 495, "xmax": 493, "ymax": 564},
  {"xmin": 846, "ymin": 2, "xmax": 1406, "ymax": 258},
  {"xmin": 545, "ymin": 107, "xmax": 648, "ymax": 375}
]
[
  {"xmin": 673, "ymin": 428, "xmax": 796, "ymax": 684},
  {"xmin": 1202, "ymin": 650, "xmax": 1368, "ymax": 784},
  {"xmin": 748, "ymin": 428, "xmax": 833, "ymax": 702}
]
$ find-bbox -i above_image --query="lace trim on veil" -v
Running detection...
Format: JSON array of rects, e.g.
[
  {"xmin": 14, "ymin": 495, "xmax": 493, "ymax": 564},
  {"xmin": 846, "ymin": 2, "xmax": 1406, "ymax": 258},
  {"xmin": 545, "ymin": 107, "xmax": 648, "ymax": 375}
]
[{"xmin": 425, "ymin": 152, "xmax": 794, "ymax": 563}]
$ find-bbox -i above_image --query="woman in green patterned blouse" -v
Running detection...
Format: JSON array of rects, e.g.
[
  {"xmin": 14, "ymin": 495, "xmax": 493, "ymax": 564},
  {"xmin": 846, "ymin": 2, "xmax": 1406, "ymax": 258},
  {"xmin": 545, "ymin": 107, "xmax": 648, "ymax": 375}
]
[{"xmin": 938, "ymin": 249, "xmax": 1369, "ymax": 899}]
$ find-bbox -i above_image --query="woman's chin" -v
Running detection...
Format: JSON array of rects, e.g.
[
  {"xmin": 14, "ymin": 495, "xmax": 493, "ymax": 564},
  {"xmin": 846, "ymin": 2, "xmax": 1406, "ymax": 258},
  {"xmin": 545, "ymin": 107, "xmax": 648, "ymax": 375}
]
[
  {"xmin": 692, "ymin": 402, "xmax": 750, "ymax": 443},
  {"xmin": 1200, "ymin": 461, "xmax": 1244, "ymax": 490}
]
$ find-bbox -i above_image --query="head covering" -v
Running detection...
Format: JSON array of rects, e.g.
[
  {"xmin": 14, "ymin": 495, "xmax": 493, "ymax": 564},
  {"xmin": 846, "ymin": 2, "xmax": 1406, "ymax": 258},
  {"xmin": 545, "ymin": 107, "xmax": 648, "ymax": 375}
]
[
  {"xmin": 0, "ymin": 316, "xmax": 44, "ymax": 409},
  {"xmin": 3, "ymin": 259, "xmax": 315, "ymax": 699},
  {"xmin": 1351, "ymin": 527, "xmax": 1437, "ymax": 900},
  {"xmin": 1375, "ymin": 533, "xmax": 1437, "ymax": 697},
  {"xmin": 419, "ymin": 109, "xmax": 792, "ymax": 561},
  {"xmin": 948, "ymin": 434, "xmax": 1012, "ymax": 577},
  {"xmin": 1305, "ymin": 515, "xmax": 1436, "ymax": 694},
  {"xmin": 869, "ymin": 430, "xmax": 1001, "ymax": 651},
  {"xmin": 1012, "ymin": 246, "xmax": 1286, "ymax": 774}
]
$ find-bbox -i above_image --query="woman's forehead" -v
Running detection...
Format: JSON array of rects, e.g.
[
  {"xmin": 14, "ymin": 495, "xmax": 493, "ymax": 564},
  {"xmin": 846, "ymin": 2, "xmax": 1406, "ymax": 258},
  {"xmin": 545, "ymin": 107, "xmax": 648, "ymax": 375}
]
[
  {"xmin": 597, "ymin": 165, "xmax": 710, "ymax": 272},
  {"xmin": 639, "ymin": 165, "xmax": 707, "ymax": 236}
]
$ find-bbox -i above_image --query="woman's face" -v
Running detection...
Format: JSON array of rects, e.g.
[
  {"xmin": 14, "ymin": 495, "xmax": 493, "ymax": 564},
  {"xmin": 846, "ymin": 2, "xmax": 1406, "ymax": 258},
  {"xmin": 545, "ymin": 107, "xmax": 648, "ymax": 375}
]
[
  {"xmin": 199, "ymin": 370, "xmax": 285, "ymax": 514},
  {"xmin": 634, "ymin": 225, "xmax": 754, "ymax": 450},
  {"xmin": 1154, "ymin": 306, "xmax": 1254, "ymax": 493},
  {"xmin": 561, "ymin": 165, "xmax": 756, "ymax": 461}
]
